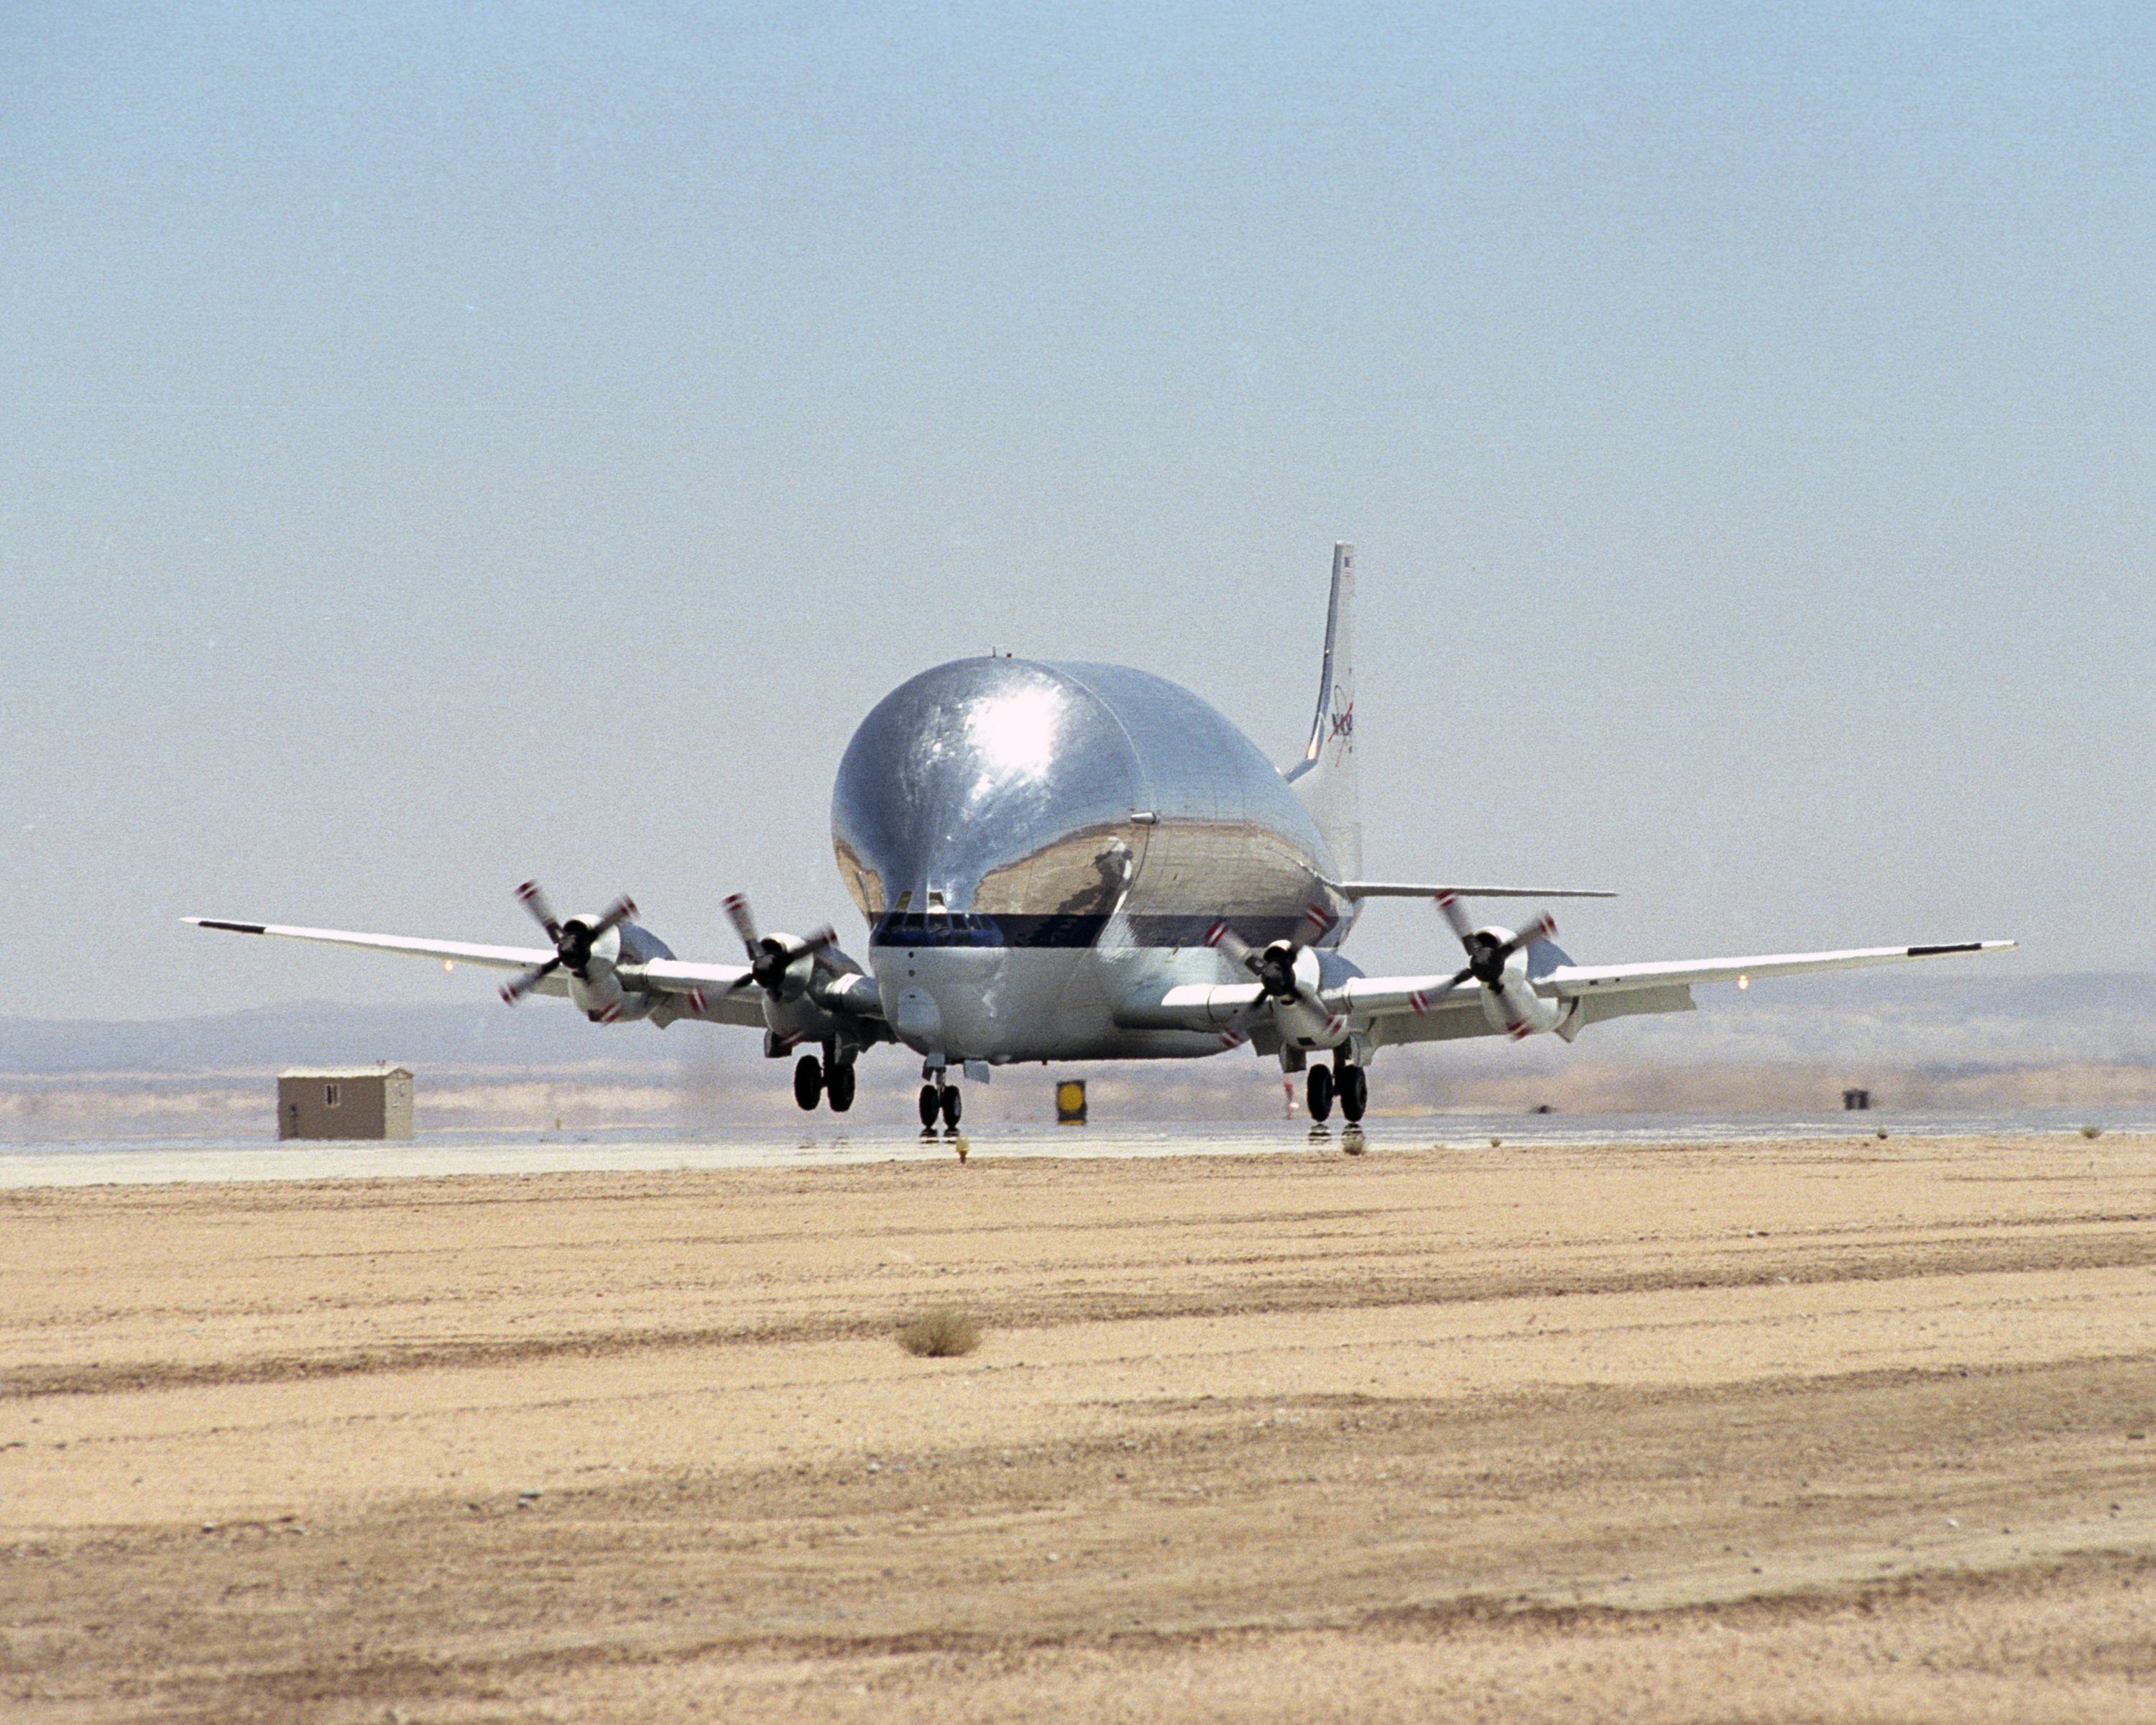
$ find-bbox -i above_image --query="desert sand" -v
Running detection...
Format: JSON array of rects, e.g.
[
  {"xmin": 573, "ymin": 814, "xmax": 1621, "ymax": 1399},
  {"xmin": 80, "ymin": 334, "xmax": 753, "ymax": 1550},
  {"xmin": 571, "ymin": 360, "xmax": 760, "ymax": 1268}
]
[{"xmin": 2, "ymin": 1130, "xmax": 2152, "ymax": 1721}]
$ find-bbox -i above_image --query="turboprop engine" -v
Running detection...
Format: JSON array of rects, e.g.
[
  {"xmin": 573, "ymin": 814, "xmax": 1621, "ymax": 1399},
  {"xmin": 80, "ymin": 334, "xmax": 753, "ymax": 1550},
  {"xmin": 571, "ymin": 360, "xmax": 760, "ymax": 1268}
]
[
  {"xmin": 1434, "ymin": 892, "xmax": 1568, "ymax": 1040},
  {"xmin": 718, "ymin": 893, "xmax": 877, "ymax": 1051},
  {"xmin": 499, "ymin": 880, "xmax": 661, "ymax": 1023},
  {"xmin": 1204, "ymin": 904, "xmax": 1348, "ymax": 1051}
]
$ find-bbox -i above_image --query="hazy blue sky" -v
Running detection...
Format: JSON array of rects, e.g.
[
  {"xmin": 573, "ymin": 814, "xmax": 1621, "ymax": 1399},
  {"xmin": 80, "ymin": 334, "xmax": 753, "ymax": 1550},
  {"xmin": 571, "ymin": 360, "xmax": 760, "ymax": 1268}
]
[{"xmin": 3, "ymin": 2, "xmax": 2149, "ymax": 1018}]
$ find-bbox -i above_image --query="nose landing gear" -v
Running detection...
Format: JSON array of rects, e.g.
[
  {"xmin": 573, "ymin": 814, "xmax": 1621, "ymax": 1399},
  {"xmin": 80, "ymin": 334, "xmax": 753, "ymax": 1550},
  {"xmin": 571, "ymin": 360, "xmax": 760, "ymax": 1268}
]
[{"xmin": 917, "ymin": 1080, "xmax": 962, "ymax": 1129}]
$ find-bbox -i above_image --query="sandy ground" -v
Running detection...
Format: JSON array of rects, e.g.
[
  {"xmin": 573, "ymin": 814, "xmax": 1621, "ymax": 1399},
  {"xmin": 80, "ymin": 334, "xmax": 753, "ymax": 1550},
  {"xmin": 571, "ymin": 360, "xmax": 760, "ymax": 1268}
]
[{"xmin": 2, "ymin": 1131, "xmax": 2153, "ymax": 1722}]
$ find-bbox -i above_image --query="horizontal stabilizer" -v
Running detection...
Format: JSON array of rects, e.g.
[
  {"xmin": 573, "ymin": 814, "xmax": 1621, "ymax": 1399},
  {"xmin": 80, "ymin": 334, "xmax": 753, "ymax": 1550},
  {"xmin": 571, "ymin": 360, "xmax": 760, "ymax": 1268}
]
[{"xmin": 1333, "ymin": 880, "xmax": 1618, "ymax": 901}]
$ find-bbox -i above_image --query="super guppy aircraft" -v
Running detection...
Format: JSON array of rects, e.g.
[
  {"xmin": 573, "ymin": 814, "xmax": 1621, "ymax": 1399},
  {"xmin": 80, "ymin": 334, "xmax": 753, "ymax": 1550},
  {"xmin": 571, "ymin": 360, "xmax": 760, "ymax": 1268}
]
[{"xmin": 191, "ymin": 547, "xmax": 2011, "ymax": 1126}]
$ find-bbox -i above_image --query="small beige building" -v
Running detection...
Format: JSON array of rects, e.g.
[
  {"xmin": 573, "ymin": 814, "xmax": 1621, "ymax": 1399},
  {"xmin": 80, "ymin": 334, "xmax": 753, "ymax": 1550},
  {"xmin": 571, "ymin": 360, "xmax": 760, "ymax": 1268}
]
[{"xmin": 277, "ymin": 1065, "xmax": 414, "ymax": 1141}]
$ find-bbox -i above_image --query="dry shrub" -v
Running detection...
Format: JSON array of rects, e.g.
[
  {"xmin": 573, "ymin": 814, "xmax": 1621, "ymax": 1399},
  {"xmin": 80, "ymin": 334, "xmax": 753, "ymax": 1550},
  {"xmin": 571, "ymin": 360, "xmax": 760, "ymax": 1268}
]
[
  {"xmin": 2081, "ymin": 1123, "xmax": 2104, "ymax": 1140},
  {"xmin": 898, "ymin": 1307, "xmax": 981, "ymax": 1358}
]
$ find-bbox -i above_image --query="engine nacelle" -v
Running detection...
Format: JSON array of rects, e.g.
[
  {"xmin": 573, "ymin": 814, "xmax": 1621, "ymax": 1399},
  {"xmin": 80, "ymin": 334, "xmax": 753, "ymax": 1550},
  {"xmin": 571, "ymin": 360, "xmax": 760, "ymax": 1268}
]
[
  {"xmin": 562, "ymin": 918, "xmax": 660, "ymax": 1023},
  {"xmin": 1475, "ymin": 927, "xmax": 1567, "ymax": 1039}
]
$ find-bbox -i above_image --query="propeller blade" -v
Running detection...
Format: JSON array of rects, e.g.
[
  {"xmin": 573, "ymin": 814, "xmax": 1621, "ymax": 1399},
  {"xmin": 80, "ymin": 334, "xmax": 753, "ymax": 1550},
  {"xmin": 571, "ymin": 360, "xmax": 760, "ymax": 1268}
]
[
  {"xmin": 1434, "ymin": 891, "xmax": 1476, "ymax": 950},
  {"xmin": 498, "ymin": 956, "xmax": 561, "ymax": 1005},
  {"xmin": 1216, "ymin": 994, "xmax": 1267, "ymax": 1049},
  {"xmin": 515, "ymin": 880, "xmax": 563, "ymax": 942},
  {"xmin": 722, "ymin": 893, "xmax": 760, "ymax": 960},
  {"xmin": 1493, "ymin": 977, "xmax": 1538, "ymax": 1040},
  {"xmin": 1497, "ymin": 911, "xmax": 1557, "ymax": 959},
  {"xmin": 589, "ymin": 894, "xmax": 638, "ymax": 939},
  {"xmin": 1204, "ymin": 919, "xmax": 1260, "ymax": 975},
  {"xmin": 1293, "ymin": 901, "xmax": 1337, "ymax": 948}
]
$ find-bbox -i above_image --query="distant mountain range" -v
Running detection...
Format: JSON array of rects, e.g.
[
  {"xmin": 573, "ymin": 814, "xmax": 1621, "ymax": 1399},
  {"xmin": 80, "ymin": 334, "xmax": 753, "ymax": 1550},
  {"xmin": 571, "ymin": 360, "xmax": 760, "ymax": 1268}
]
[
  {"xmin": 0, "ymin": 999, "xmax": 700, "ymax": 1076},
  {"xmin": 4, "ymin": 970, "xmax": 2150, "ymax": 1078}
]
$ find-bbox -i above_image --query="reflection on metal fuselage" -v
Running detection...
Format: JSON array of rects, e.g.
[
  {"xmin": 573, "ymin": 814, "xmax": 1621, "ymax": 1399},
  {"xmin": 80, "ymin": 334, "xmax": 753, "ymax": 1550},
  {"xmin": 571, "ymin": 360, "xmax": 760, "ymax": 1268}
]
[{"xmin": 831, "ymin": 657, "xmax": 1361, "ymax": 1063}]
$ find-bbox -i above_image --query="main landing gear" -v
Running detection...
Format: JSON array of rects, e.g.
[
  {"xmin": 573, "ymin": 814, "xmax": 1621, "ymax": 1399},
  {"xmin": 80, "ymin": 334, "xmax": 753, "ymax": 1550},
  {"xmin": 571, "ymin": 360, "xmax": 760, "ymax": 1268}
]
[
  {"xmin": 793, "ymin": 1052, "xmax": 856, "ymax": 1113},
  {"xmin": 918, "ymin": 1080, "xmax": 961, "ymax": 1129},
  {"xmin": 1306, "ymin": 1055, "xmax": 1367, "ymax": 1124}
]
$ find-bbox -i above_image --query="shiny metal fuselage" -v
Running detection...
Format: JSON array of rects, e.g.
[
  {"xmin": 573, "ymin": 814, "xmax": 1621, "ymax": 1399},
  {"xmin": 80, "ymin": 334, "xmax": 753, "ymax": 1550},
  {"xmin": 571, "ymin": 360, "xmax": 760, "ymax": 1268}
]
[{"xmin": 831, "ymin": 657, "xmax": 1360, "ymax": 1063}]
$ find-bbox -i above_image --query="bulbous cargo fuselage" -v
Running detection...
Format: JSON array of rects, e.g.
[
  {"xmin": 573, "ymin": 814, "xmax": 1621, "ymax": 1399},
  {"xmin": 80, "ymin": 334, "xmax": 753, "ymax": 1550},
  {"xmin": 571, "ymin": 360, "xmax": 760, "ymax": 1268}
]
[{"xmin": 831, "ymin": 656, "xmax": 1355, "ymax": 1062}]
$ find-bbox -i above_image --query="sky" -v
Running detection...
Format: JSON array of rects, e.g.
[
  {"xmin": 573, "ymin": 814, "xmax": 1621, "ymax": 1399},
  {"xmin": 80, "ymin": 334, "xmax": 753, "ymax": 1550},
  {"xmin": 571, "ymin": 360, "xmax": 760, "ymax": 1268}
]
[{"xmin": 2, "ymin": 2, "xmax": 2150, "ymax": 1019}]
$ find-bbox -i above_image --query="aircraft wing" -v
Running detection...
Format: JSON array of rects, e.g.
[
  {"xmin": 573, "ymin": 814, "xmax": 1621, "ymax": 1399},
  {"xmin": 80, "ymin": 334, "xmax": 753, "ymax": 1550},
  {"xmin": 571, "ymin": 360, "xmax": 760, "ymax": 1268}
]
[
  {"xmin": 1343, "ymin": 938, "xmax": 2015, "ymax": 1046},
  {"xmin": 1122, "ymin": 938, "xmax": 2014, "ymax": 1048},
  {"xmin": 183, "ymin": 916, "xmax": 771, "ymax": 1026},
  {"xmin": 185, "ymin": 918, "xmax": 563, "ymax": 972},
  {"xmin": 1538, "ymin": 941, "xmax": 2017, "ymax": 998}
]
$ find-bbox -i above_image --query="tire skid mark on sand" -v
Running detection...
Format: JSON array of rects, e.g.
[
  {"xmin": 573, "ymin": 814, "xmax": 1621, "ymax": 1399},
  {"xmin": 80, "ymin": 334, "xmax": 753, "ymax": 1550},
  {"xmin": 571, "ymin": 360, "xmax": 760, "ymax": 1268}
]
[{"xmin": 9, "ymin": 1225, "xmax": 2156, "ymax": 1401}]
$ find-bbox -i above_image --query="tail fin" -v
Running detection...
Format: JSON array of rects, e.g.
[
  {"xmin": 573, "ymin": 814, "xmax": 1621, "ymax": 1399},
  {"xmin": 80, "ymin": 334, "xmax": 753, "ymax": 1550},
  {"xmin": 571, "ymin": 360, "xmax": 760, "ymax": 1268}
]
[{"xmin": 1284, "ymin": 542, "xmax": 1362, "ymax": 878}]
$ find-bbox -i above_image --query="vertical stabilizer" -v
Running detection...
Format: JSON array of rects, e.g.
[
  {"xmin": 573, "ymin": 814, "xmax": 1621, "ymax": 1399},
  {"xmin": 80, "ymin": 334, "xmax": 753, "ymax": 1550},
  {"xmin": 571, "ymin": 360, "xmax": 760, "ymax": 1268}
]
[{"xmin": 1284, "ymin": 542, "xmax": 1362, "ymax": 878}]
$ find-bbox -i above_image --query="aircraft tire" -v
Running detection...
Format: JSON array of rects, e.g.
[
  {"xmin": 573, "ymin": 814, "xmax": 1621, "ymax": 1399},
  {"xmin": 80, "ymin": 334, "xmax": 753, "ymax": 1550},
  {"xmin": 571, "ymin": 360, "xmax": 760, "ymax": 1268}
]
[
  {"xmin": 918, "ymin": 1084, "xmax": 941, "ymax": 1128},
  {"xmin": 1307, "ymin": 1063, "xmax": 1334, "ymax": 1122},
  {"xmin": 826, "ymin": 1062, "xmax": 855, "ymax": 1113},
  {"xmin": 793, "ymin": 1054, "xmax": 824, "ymax": 1110},
  {"xmin": 940, "ymin": 1085, "xmax": 963, "ymax": 1128},
  {"xmin": 1338, "ymin": 1064, "xmax": 1367, "ymax": 1123}
]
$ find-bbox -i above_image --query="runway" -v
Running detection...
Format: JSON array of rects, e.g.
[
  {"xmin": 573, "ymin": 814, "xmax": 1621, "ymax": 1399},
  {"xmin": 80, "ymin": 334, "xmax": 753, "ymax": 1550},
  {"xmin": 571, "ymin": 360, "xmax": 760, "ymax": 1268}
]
[
  {"xmin": 4, "ymin": 1105, "xmax": 2148, "ymax": 1187},
  {"xmin": 4, "ymin": 1131, "xmax": 2153, "ymax": 1721}
]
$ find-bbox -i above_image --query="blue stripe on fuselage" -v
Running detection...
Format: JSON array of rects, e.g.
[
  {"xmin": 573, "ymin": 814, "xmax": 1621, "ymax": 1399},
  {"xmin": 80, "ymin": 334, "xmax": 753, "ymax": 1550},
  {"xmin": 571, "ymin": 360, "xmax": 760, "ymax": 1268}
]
[{"xmin": 869, "ymin": 913, "xmax": 1322, "ymax": 949}]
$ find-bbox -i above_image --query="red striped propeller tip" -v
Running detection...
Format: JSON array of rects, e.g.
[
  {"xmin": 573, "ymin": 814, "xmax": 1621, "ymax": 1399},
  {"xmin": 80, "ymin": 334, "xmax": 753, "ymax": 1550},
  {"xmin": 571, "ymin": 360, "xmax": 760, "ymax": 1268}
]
[
  {"xmin": 515, "ymin": 881, "xmax": 540, "ymax": 901},
  {"xmin": 1203, "ymin": 921, "xmax": 1228, "ymax": 947}
]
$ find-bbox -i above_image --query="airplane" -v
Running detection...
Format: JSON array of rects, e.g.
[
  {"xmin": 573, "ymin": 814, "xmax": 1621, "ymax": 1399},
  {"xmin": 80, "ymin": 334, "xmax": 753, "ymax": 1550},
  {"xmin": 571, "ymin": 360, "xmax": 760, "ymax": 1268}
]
[{"xmin": 190, "ymin": 546, "xmax": 2012, "ymax": 1128}]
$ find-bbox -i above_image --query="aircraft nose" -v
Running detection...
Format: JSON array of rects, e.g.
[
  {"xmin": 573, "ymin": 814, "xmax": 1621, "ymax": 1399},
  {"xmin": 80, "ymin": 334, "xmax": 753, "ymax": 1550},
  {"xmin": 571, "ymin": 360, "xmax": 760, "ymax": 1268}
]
[{"xmin": 831, "ymin": 657, "xmax": 1143, "ymax": 922}]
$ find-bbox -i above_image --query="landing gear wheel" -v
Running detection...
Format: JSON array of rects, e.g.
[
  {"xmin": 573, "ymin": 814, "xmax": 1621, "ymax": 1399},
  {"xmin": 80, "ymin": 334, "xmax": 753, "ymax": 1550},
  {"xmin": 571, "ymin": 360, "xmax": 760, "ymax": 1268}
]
[
  {"xmin": 825, "ymin": 1062, "xmax": 855, "ymax": 1113},
  {"xmin": 918, "ymin": 1084, "xmax": 941, "ymax": 1128},
  {"xmin": 793, "ymin": 1054, "xmax": 824, "ymax": 1110},
  {"xmin": 1337, "ymin": 1063, "xmax": 1367, "ymax": 1123},
  {"xmin": 939, "ymin": 1085, "xmax": 963, "ymax": 1128},
  {"xmin": 1306, "ymin": 1062, "xmax": 1334, "ymax": 1122}
]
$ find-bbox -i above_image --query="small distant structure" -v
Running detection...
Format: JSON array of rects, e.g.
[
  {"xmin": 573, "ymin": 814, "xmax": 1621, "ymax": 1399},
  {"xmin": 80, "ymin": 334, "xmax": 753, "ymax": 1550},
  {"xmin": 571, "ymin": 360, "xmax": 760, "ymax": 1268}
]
[
  {"xmin": 1842, "ymin": 1087, "xmax": 1872, "ymax": 1112},
  {"xmin": 278, "ymin": 1064, "xmax": 414, "ymax": 1140},
  {"xmin": 1056, "ymin": 1079, "xmax": 1087, "ymax": 1125}
]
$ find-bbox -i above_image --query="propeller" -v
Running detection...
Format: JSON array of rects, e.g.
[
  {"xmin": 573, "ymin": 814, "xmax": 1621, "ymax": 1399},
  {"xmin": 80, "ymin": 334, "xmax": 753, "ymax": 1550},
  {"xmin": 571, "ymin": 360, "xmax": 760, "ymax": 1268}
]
[
  {"xmin": 1432, "ymin": 891, "xmax": 1556, "ymax": 1039},
  {"xmin": 1204, "ymin": 902, "xmax": 1343, "ymax": 1049},
  {"xmin": 499, "ymin": 881, "xmax": 637, "ymax": 1005},
  {"xmin": 721, "ymin": 893, "xmax": 839, "ymax": 997}
]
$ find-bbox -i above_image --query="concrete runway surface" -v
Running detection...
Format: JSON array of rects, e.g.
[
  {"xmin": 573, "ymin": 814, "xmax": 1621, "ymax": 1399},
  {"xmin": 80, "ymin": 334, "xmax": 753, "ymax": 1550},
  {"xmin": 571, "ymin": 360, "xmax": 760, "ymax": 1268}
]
[{"xmin": 3, "ymin": 1131, "xmax": 2153, "ymax": 1721}]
